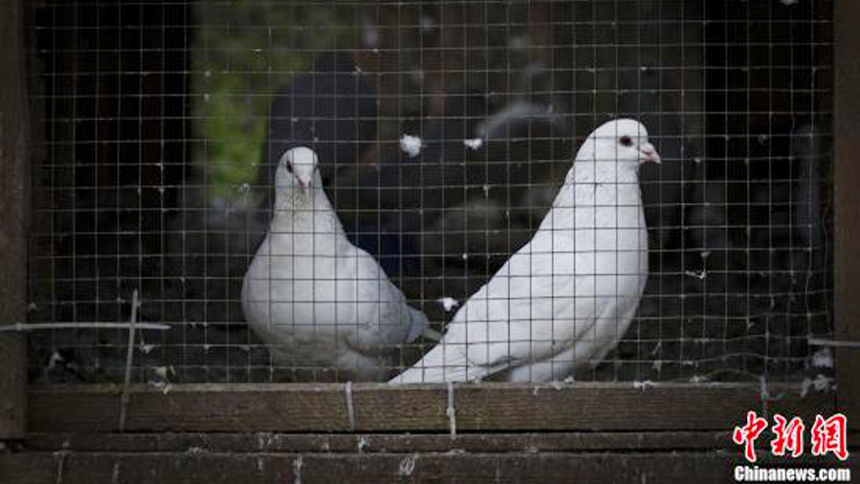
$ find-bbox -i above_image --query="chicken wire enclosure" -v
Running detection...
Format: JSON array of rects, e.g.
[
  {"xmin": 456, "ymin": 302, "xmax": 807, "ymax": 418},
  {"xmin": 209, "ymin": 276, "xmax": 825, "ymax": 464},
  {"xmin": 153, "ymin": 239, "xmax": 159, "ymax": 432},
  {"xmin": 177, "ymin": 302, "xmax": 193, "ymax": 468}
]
[{"xmin": 25, "ymin": 0, "xmax": 833, "ymax": 387}]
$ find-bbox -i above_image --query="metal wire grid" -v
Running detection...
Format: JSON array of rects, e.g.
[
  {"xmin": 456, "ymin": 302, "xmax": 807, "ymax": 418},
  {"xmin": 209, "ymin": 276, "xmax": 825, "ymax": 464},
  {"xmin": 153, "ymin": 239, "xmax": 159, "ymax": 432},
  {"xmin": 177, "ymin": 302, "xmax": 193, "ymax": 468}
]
[{"xmin": 25, "ymin": 0, "xmax": 832, "ymax": 385}]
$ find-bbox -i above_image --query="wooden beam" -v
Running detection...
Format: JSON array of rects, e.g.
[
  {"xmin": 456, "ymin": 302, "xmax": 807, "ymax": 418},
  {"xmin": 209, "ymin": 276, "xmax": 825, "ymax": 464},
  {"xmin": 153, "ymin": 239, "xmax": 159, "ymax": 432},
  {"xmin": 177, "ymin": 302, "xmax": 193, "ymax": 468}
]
[
  {"xmin": 0, "ymin": 0, "xmax": 29, "ymax": 440},
  {"xmin": 27, "ymin": 382, "xmax": 834, "ymax": 433},
  {"xmin": 2, "ymin": 450, "xmax": 853, "ymax": 484},
  {"xmin": 1, "ymin": 451, "xmax": 735, "ymax": 484},
  {"xmin": 24, "ymin": 431, "xmax": 734, "ymax": 453},
  {"xmin": 834, "ymin": 0, "xmax": 860, "ymax": 432}
]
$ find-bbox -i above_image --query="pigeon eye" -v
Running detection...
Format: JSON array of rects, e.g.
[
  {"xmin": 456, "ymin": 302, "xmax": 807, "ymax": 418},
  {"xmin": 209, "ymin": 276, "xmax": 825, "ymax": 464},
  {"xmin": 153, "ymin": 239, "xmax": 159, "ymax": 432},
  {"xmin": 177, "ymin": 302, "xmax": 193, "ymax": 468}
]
[{"xmin": 619, "ymin": 136, "xmax": 633, "ymax": 147}]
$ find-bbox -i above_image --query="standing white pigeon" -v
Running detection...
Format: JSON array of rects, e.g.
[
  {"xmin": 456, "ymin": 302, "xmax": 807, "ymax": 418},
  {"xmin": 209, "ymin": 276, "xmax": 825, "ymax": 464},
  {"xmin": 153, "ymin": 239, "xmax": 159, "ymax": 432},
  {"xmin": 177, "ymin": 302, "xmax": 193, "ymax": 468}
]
[
  {"xmin": 390, "ymin": 119, "xmax": 661, "ymax": 383},
  {"xmin": 242, "ymin": 147, "xmax": 432, "ymax": 381}
]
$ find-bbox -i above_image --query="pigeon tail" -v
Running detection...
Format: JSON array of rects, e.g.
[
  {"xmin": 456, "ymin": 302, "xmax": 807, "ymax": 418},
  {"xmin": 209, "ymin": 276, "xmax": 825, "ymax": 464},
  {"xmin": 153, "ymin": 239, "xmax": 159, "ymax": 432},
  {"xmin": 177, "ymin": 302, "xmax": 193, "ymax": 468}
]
[
  {"xmin": 421, "ymin": 327, "xmax": 443, "ymax": 342},
  {"xmin": 390, "ymin": 361, "xmax": 498, "ymax": 384},
  {"xmin": 403, "ymin": 305, "xmax": 435, "ymax": 343},
  {"xmin": 389, "ymin": 349, "xmax": 503, "ymax": 384}
]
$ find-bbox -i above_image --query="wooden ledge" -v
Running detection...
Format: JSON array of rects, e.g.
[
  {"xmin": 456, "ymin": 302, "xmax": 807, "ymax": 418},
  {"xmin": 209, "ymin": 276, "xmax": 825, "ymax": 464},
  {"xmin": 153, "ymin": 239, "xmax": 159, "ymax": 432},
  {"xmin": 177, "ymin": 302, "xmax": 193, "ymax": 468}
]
[
  {"xmin": 1, "ymin": 451, "xmax": 737, "ymax": 484},
  {"xmin": 28, "ymin": 382, "xmax": 835, "ymax": 433},
  {"xmin": 2, "ymin": 450, "xmax": 851, "ymax": 484},
  {"xmin": 24, "ymin": 431, "xmax": 734, "ymax": 453}
]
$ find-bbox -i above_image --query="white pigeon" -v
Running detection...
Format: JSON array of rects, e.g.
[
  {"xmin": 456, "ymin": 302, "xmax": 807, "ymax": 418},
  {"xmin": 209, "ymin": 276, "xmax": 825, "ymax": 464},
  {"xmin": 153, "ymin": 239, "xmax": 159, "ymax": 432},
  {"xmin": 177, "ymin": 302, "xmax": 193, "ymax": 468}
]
[
  {"xmin": 390, "ymin": 119, "xmax": 661, "ymax": 383},
  {"xmin": 242, "ymin": 147, "xmax": 432, "ymax": 381}
]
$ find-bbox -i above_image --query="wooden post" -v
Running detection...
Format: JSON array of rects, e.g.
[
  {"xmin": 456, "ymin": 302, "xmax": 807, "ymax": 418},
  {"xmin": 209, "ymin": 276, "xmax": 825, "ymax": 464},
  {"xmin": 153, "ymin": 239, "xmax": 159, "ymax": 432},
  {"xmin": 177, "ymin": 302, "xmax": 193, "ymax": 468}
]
[
  {"xmin": 834, "ymin": 0, "xmax": 860, "ymax": 430},
  {"xmin": 0, "ymin": 0, "xmax": 29, "ymax": 439}
]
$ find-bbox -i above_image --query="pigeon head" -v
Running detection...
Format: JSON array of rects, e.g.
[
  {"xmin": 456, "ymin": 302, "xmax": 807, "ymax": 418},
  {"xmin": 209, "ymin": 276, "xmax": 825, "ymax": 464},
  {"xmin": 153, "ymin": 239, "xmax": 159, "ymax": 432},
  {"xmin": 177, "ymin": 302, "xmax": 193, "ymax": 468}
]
[
  {"xmin": 277, "ymin": 146, "xmax": 319, "ymax": 190},
  {"xmin": 587, "ymin": 119, "xmax": 662, "ymax": 169}
]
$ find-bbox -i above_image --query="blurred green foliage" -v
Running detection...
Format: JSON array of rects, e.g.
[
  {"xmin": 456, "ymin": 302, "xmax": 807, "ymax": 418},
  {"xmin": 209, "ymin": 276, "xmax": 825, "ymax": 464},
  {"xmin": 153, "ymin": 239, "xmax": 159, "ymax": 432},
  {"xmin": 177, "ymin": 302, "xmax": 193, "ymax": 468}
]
[{"xmin": 192, "ymin": 1, "xmax": 354, "ymax": 199}]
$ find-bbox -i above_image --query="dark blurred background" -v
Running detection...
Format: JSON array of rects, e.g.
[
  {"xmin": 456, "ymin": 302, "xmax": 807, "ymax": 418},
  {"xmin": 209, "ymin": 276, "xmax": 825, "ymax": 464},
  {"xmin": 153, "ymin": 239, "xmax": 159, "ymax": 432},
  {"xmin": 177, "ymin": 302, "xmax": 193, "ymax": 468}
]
[{"xmin": 26, "ymin": 0, "xmax": 833, "ymax": 384}]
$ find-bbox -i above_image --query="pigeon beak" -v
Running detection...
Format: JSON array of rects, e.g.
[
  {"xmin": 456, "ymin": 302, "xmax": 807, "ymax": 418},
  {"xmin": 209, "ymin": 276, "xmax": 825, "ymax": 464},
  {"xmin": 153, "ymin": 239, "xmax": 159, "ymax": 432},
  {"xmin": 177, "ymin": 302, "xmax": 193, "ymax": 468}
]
[
  {"xmin": 297, "ymin": 176, "xmax": 312, "ymax": 190},
  {"xmin": 639, "ymin": 143, "xmax": 662, "ymax": 164}
]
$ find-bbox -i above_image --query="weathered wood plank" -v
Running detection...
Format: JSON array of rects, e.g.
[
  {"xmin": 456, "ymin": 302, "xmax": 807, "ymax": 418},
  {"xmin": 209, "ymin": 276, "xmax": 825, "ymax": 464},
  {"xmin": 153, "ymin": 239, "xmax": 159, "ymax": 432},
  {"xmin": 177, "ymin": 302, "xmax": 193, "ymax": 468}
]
[
  {"xmin": 1, "ymin": 451, "xmax": 735, "ymax": 484},
  {"xmin": 28, "ymin": 383, "xmax": 834, "ymax": 433},
  {"xmin": 24, "ymin": 431, "xmax": 734, "ymax": 453},
  {"xmin": 0, "ymin": 0, "xmax": 29, "ymax": 440},
  {"xmin": 834, "ymin": 0, "xmax": 860, "ymax": 433},
  {"xmin": 3, "ymin": 450, "xmax": 853, "ymax": 484}
]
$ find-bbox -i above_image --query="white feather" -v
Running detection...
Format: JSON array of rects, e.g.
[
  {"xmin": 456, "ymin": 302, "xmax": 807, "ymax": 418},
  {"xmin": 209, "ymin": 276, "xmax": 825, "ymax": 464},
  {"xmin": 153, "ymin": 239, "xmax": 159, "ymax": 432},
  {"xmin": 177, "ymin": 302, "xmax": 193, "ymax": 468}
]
[{"xmin": 399, "ymin": 134, "xmax": 423, "ymax": 158}]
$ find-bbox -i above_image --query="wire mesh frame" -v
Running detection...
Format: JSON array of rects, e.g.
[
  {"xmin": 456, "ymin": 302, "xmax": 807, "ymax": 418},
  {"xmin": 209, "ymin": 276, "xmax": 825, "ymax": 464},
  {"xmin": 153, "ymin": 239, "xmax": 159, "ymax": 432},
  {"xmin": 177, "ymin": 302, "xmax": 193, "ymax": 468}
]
[{"xmin": 24, "ymin": 0, "xmax": 833, "ymax": 388}]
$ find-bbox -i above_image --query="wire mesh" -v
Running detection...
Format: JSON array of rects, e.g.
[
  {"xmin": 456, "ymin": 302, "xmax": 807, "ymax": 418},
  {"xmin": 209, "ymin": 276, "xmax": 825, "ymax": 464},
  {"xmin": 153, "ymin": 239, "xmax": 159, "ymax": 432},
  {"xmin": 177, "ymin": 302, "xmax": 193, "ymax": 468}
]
[{"xmin": 26, "ymin": 0, "xmax": 833, "ymax": 386}]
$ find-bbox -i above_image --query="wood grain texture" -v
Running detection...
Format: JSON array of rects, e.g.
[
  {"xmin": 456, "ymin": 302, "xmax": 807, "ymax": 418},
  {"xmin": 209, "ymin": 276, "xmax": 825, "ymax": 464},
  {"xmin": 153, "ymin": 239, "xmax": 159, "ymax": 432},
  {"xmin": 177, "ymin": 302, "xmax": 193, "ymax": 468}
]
[
  {"xmin": 834, "ymin": 0, "xmax": 860, "ymax": 432},
  {"xmin": 2, "ymin": 450, "xmax": 853, "ymax": 484},
  {"xmin": 0, "ymin": 0, "xmax": 29, "ymax": 440},
  {"xmin": 28, "ymin": 382, "xmax": 834, "ymax": 433},
  {"xmin": 24, "ymin": 431, "xmax": 734, "ymax": 453},
  {"xmin": 1, "ymin": 451, "xmax": 734, "ymax": 484}
]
